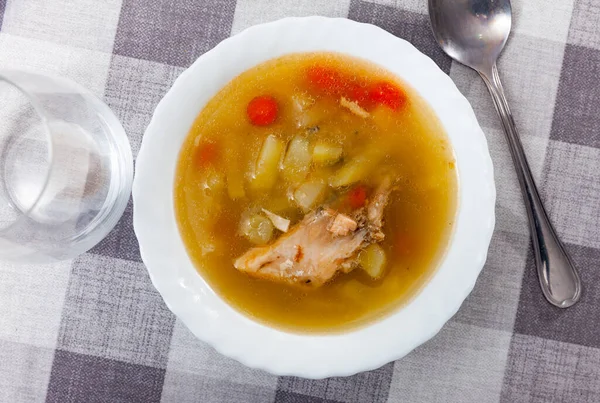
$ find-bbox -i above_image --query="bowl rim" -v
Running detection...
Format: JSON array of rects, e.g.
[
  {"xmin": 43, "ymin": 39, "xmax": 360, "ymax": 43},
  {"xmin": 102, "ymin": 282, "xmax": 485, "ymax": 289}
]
[{"xmin": 133, "ymin": 16, "xmax": 496, "ymax": 379}]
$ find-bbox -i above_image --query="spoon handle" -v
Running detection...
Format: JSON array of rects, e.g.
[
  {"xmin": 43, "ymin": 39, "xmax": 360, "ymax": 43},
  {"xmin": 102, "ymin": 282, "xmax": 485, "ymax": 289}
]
[{"xmin": 479, "ymin": 64, "xmax": 581, "ymax": 308}]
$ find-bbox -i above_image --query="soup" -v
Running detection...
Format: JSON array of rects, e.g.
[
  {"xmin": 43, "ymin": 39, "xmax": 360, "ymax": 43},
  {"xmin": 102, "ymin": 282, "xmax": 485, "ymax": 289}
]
[{"xmin": 175, "ymin": 52, "xmax": 457, "ymax": 333}]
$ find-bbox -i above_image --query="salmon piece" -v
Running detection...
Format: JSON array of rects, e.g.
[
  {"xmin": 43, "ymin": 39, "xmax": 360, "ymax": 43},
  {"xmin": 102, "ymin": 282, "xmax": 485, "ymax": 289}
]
[{"xmin": 233, "ymin": 178, "xmax": 393, "ymax": 286}]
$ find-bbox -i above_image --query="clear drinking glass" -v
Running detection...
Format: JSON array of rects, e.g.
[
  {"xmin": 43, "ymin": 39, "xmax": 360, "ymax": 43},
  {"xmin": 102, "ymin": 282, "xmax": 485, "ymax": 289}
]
[{"xmin": 0, "ymin": 70, "xmax": 133, "ymax": 263}]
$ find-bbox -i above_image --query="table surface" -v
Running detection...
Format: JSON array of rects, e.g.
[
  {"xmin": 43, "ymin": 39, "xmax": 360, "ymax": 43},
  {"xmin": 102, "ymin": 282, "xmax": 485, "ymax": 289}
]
[{"xmin": 1, "ymin": 0, "xmax": 600, "ymax": 402}]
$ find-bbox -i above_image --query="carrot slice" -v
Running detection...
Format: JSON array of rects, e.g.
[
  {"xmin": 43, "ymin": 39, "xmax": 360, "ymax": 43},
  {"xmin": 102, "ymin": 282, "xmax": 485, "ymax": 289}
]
[
  {"xmin": 308, "ymin": 66, "xmax": 376, "ymax": 109},
  {"xmin": 368, "ymin": 81, "xmax": 407, "ymax": 111},
  {"xmin": 306, "ymin": 66, "xmax": 345, "ymax": 95},
  {"xmin": 349, "ymin": 84, "xmax": 372, "ymax": 108},
  {"xmin": 348, "ymin": 185, "xmax": 368, "ymax": 209},
  {"xmin": 195, "ymin": 141, "xmax": 219, "ymax": 168},
  {"xmin": 247, "ymin": 95, "xmax": 278, "ymax": 126}
]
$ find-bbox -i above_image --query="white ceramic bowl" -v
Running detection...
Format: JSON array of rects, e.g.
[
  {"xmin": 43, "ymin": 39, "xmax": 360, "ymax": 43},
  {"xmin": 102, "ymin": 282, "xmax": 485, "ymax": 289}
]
[{"xmin": 133, "ymin": 17, "xmax": 495, "ymax": 379}]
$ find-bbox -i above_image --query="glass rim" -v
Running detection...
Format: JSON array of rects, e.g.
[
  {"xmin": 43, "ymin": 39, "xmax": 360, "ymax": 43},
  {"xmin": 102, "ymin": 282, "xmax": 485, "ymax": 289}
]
[{"xmin": 0, "ymin": 73, "xmax": 55, "ymax": 234}]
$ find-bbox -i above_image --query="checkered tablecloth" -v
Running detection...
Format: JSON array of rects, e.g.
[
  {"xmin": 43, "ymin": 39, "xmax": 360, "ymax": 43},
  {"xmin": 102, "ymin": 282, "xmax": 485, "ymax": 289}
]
[{"xmin": 1, "ymin": 0, "xmax": 599, "ymax": 402}]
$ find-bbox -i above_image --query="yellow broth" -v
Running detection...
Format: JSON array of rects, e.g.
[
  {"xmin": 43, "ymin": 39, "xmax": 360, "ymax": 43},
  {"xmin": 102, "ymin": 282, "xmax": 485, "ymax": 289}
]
[{"xmin": 174, "ymin": 52, "xmax": 457, "ymax": 333}]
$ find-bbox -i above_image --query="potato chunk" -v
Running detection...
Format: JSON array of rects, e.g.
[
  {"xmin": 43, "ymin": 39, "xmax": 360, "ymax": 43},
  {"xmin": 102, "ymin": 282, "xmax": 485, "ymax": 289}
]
[
  {"xmin": 282, "ymin": 135, "xmax": 311, "ymax": 184},
  {"xmin": 312, "ymin": 141, "xmax": 343, "ymax": 166},
  {"xmin": 251, "ymin": 135, "xmax": 284, "ymax": 190},
  {"xmin": 293, "ymin": 180, "xmax": 326, "ymax": 210},
  {"xmin": 329, "ymin": 148, "xmax": 384, "ymax": 188},
  {"xmin": 359, "ymin": 244, "xmax": 387, "ymax": 279}
]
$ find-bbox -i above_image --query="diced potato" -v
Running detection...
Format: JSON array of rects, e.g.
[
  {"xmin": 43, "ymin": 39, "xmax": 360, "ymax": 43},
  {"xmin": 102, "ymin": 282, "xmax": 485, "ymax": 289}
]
[
  {"xmin": 262, "ymin": 208, "xmax": 290, "ymax": 232},
  {"xmin": 239, "ymin": 213, "xmax": 274, "ymax": 245},
  {"xmin": 312, "ymin": 141, "xmax": 343, "ymax": 166},
  {"xmin": 292, "ymin": 93, "xmax": 315, "ymax": 113},
  {"xmin": 281, "ymin": 135, "xmax": 311, "ymax": 184},
  {"xmin": 340, "ymin": 96, "xmax": 370, "ymax": 118},
  {"xmin": 202, "ymin": 170, "xmax": 226, "ymax": 194},
  {"xmin": 359, "ymin": 244, "xmax": 387, "ymax": 279},
  {"xmin": 251, "ymin": 135, "xmax": 284, "ymax": 190},
  {"xmin": 329, "ymin": 148, "xmax": 384, "ymax": 188},
  {"xmin": 294, "ymin": 180, "xmax": 326, "ymax": 210},
  {"xmin": 329, "ymin": 158, "xmax": 369, "ymax": 188}
]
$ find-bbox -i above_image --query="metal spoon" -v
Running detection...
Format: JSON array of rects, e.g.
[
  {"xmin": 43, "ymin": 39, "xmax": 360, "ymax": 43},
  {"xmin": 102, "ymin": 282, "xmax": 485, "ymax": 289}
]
[{"xmin": 428, "ymin": 0, "xmax": 581, "ymax": 307}]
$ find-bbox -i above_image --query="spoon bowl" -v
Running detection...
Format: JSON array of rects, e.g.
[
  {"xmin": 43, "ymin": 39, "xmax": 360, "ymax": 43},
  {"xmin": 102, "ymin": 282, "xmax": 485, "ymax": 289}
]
[{"xmin": 429, "ymin": 0, "xmax": 511, "ymax": 73}]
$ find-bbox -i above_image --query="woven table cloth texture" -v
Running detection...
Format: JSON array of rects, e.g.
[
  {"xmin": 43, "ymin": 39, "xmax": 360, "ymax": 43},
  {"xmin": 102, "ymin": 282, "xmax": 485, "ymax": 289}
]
[{"xmin": 1, "ymin": 0, "xmax": 599, "ymax": 402}]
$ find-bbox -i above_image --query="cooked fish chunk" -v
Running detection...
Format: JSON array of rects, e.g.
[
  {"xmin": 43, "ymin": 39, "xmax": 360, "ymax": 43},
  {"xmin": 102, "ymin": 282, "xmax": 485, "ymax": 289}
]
[
  {"xmin": 340, "ymin": 96, "xmax": 370, "ymax": 118},
  {"xmin": 233, "ymin": 178, "xmax": 393, "ymax": 286},
  {"xmin": 328, "ymin": 213, "xmax": 357, "ymax": 237},
  {"xmin": 367, "ymin": 176, "xmax": 392, "ymax": 242},
  {"xmin": 234, "ymin": 208, "xmax": 367, "ymax": 286}
]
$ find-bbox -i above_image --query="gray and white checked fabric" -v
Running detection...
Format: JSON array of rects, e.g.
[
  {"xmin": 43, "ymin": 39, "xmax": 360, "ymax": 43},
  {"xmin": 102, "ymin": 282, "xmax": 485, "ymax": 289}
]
[{"xmin": 0, "ymin": 0, "xmax": 599, "ymax": 402}]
